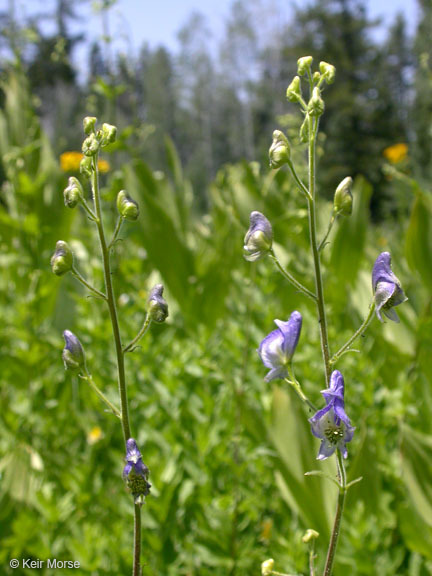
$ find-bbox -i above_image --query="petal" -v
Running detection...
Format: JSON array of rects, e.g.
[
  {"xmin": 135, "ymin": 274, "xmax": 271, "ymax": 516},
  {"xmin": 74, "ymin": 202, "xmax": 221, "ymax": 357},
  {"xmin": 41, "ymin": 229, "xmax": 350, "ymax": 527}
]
[
  {"xmin": 309, "ymin": 404, "xmax": 332, "ymax": 438},
  {"xmin": 134, "ymin": 459, "xmax": 149, "ymax": 477},
  {"xmin": 322, "ymin": 370, "xmax": 344, "ymax": 403},
  {"xmin": 123, "ymin": 463, "xmax": 132, "ymax": 478},
  {"xmin": 317, "ymin": 439, "xmax": 336, "ymax": 460},
  {"xmin": 383, "ymin": 307, "xmax": 400, "ymax": 323},
  {"xmin": 258, "ymin": 329, "xmax": 284, "ymax": 369},
  {"xmin": 333, "ymin": 398, "xmax": 351, "ymax": 427},
  {"xmin": 264, "ymin": 366, "xmax": 288, "ymax": 383},
  {"xmin": 275, "ymin": 311, "xmax": 302, "ymax": 360},
  {"xmin": 372, "ymin": 252, "xmax": 399, "ymax": 290}
]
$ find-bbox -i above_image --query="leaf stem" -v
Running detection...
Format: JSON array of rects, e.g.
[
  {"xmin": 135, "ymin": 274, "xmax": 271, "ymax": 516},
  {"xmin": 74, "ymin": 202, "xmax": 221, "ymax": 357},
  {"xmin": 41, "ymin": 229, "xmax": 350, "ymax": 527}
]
[
  {"xmin": 285, "ymin": 370, "xmax": 317, "ymax": 413},
  {"xmin": 330, "ymin": 302, "xmax": 376, "ymax": 366},
  {"xmin": 270, "ymin": 250, "xmax": 317, "ymax": 301},
  {"xmin": 82, "ymin": 369, "xmax": 121, "ymax": 418},
  {"xmin": 124, "ymin": 314, "xmax": 152, "ymax": 353},
  {"xmin": 71, "ymin": 266, "xmax": 107, "ymax": 300}
]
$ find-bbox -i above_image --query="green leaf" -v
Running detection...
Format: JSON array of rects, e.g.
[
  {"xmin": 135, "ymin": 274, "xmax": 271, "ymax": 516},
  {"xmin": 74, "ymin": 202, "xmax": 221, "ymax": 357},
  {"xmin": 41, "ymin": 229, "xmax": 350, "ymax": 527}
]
[{"xmin": 405, "ymin": 190, "xmax": 432, "ymax": 289}]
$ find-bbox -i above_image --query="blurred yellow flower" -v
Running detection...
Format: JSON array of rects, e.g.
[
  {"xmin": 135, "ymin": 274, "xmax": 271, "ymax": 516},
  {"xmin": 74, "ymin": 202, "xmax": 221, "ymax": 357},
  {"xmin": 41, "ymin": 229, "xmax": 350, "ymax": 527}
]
[
  {"xmin": 60, "ymin": 151, "xmax": 111, "ymax": 173},
  {"xmin": 260, "ymin": 518, "xmax": 273, "ymax": 542},
  {"xmin": 383, "ymin": 143, "xmax": 408, "ymax": 164},
  {"xmin": 87, "ymin": 426, "xmax": 104, "ymax": 445}
]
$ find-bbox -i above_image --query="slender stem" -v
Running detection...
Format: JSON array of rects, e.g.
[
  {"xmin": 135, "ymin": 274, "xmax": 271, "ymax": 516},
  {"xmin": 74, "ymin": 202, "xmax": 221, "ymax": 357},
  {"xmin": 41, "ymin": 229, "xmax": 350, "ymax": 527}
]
[
  {"xmin": 285, "ymin": 371, "xmax": 317, "ymax": 413},
  {"xmin": 71, "ymin": 267, "xmax": 107, "ymax": 300},
  {"xmin": 270, "ymin": 250, "xmax": 317, "ymax": 301},
  {"xmin": 323, "ymin": 452, "xmax": 346, "ymax": 576},
  {"xmin": 82, "ymin": 370, "xmax": 121, "ymax": 418},
  {"xmin": 309, "ymin": 547, "xmax": 317, "ymax": 576},
  {"xmin": 133, "ymin": 504, "xmax": 142, "ymax": 576},
  {"xmin": 307, "ymin": 116, "xmax": 331, "ymax": 386},
  {"xmin": 109, "ymin": 216, "xmax": 124, "ymax": 250},
  {"xmin": 124, "ymin": 314, "xmax": 152, "ymax": 353},
  {"xmin": 286, "ymin": 158, "xmax": 312, "ymax": 199},
  {"xmin": 330, "ymin": 302, "xmax": 376, "ymax": 366},
  {"xmin": 81, "ymin": 197, "xmax": 98, "ymax": 221},
  {"xmin": 318, "ymin": 213, "xmax": 336, "ymax": 252},
  {"xmin": 91, "ymin": 155, "xmax": 131, "ymax": 442}
]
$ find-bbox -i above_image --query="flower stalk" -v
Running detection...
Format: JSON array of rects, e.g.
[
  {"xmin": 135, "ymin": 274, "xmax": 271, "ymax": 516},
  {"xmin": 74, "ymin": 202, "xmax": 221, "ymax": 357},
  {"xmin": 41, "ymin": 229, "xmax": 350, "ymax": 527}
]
[{"xmin": 330, "ymin": 302, "xmax": 376, "ymax": 365}]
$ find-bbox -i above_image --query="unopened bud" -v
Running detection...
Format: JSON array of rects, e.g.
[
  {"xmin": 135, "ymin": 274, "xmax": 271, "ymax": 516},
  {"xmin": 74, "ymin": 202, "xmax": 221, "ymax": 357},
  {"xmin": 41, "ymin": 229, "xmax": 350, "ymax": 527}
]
[
  {"xmin": 302, "ymin": 529, "xmax": 319, "ymax": 544},
  {"xmin": 51, "ymin": 240, "xmax": 73, "ymax": 276},
  {"xmin": 82, "ymin": 134, "xmax": 100, "ymax": 157},
  {"xmin": 80, "ymin": 156, "xmax": 93, "ymax": 178},
  {"xmin": 297, "ymin": 56, "xmax": 313, "ymax": 76},
  {"xmin": 269, "ymin": 130, "xmax": 290, "ymax": 169},
  {"xmin": 299, "ymin": 115, "xmax": 310, "ymax": 143},
  {"xmin": 62, "ymin": 330, "xmax": 86, "ymax": 373},
  {"xmin": 83, "ymin": 116, "xmax": 97, "ymax": 135},
  {"xmin": 334, "ymin": 176, "xmax": 353, "ymax": 215},
  {"xmin": 64, "ymin": 176, "xmax": 84, "ymax": 208},
  {"xmin": 312, "ymin": 71, "xmax": 321, "ymax": 83},
  {"xmin": 319, "ymin": 61, "xmax": 336, "ymax": 84},
  {"xmin": 307, "ymin": 87, "xmax": 325, "ymax": 117},
  {"xmin": 244, "ymin": 211, "xmax": 273, "ymax": 262},
  {"xmin": 117, "ymin": 190, "xmax": 139, "ymax": 221},
  {"xmin": 261, "ymin": 558, "xmax": 274, "ymax": 575},
  {"xmin": 148, "ymin": 284, "xmax": 169, "ymax": 323},
  {"xmin": 286, "ymin": 76, "xmax": 302, "ymax": 102},
  {"xmin": 101, "ymin": 123, "xmax": 117, "ymax": 146}
]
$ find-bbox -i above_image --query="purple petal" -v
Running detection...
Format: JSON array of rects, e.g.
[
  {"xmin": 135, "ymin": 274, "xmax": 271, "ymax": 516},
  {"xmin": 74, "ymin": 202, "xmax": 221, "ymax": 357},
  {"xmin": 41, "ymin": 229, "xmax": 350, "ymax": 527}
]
[
  {"xmin": 258, "ymin": 329, "xmax": 284, "ymax": 369},
  {"xmin": 309, "ymin": 404, "xmax": 332, "ymax": 438},
  {"xmin": 134, "ymin": 459, "xmax": 149, "ymax": 476},
  {"xmin": 126, "ymin": 438, "xmax": 142, "ymax": 463},
  {"xmin": 322, "ymin": 370, "xmax": 344, "ymax": 404},
  {"xmin": 383, "ymin": 307, "xmax": 400, "ymax": 323},
  {"xmin": 372, "ymin": 252, "xmax": 399, "ymax": 290},
  {"xmin": 333, "ymin": 398, "xmax": 351, "ymax": 427},
  {"xmin": 275, "ymin": 311, "xmax": 302, "ymax": 359},
  {"xmin": 264, "ymin": 366, "xmax": 288, "ymax": 383},
  {"xmin": 123, "ymin": 463, "xmax": 132, "ymax": 478},
  {"xmin": 317, "ymin": 439, "xmax": 336, "ymax": 460}
]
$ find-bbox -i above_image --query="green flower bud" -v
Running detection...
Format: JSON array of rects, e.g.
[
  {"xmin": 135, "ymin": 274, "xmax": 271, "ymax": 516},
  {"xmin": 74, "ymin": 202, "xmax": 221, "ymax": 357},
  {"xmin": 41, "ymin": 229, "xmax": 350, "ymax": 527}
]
[
  {"xmin": 299, "ymin": 114, "xmax": 310, "ymax": 143},
  {"xmin": 297, "ymin": 56, "xmax": 313, "ymax": 76},
  {"xmin": 82, "ymin": 133, "xmax": 100, "ymax": 157},
  {"xmin": 307, "ymin": 87, "xmax": 325, "ymax": 117},
  {"xmin": 244, "ymin": 211, "xmax": 273, "ymax": 261},
  {"xmin": 148, "ymin": 284, "xmax": 169, "ymax": 323},
  {"xmin": 269, "ymin": 130, "xmax": 290, "ymax": 169},
  {"xmin": 83, "ymin": 116, "xmax": 97, "ymax": 134},
  {"xmin": 64, "ymin": 176, "xmax": 84, "ymax": 209},
  {"xmin": 101, "ymin": 123, "xmax": 117, "ymax": 146},
  {"xmin": 116, "ymin": 190, "xmax": 139, "ymax": 221},
  {"xmin": 334, "ymin": 176, "xmax": 353, "ymax": 215},
  {"xmin": 302, "ymin": 529, "xmax": 319, "ymax": 543},
  {"xmin": 261, "ymin": 559, "xmax": 274, "ymax": 575},
  {"xmin": 80, "ymin": 156, "xmax": 93, "ymax": 178},
  {"xmin": 286, "ymin": 75, "xmax": 302, "ymax": 102},
  {"xmin": 319, "ymin": 61, "xmax": 336, "ymax": 84},
  {"xmin": 51, "ymin": 240, "xmax": 73, "ymax": 276},
  {"xmin": 312, "ymin": 71, "xmax": 321, "ymax": 83},
  {"xmin": 62, "ymin": 330, "xmax": 86, "ymax": 374}
]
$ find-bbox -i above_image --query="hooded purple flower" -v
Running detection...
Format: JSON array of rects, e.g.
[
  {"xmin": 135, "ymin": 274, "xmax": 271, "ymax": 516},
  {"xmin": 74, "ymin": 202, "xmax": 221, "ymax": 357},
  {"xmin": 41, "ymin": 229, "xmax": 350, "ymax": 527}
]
[
  {"xmin": 372, "ymin": 252, "xmax": 407, "ymax": 323},
  {"xmin": 244, "ymin": 211, "xmax": 273, "ymax": 262},
  {"xmin": 258, "ymin": 311, "xmax": 302, "ymax": 382},
  {"xmin": 123, "ymin": 438, "xmax": 151, "ymax": 500},
  {"xmin": 62, "ymin": 330, "xmax": 86, "ymax": 373},
  {"xmin": 309, "ymin": 370, "xmax": 355, "ymax": 460}
]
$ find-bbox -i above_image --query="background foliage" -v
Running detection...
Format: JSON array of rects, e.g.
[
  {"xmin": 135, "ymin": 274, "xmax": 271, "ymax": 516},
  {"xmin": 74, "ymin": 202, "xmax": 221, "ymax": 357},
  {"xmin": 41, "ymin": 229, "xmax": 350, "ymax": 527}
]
[{"xmin": 1, "ymin": 0, "xmax": 432, "ymax": 575}]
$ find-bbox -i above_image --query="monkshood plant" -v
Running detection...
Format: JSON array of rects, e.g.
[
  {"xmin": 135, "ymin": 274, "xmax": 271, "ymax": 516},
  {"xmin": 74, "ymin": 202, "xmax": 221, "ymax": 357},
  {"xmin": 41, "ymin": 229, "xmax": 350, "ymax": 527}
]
[
  {"xmin": 51, "ymin": 118, "xmax": 168, "ymax": 576},
  {"xmin": 244, "ymin": 57, "xmax": 407, "ymax": 576}
]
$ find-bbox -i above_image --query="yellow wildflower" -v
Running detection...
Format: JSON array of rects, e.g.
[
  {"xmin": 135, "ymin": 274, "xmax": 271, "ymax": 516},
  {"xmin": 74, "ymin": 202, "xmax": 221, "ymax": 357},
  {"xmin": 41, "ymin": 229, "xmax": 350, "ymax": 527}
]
[
  {"xmin": 87, "ymin": 426, "xmax": 104, "ymax": 445},
  {"xmin": 383, "ymin": 143, "xmax": 408, "ymax": 164},
  {"xmin": 60, "ymin": 151, "xmax": 110, "ymax": 173}
]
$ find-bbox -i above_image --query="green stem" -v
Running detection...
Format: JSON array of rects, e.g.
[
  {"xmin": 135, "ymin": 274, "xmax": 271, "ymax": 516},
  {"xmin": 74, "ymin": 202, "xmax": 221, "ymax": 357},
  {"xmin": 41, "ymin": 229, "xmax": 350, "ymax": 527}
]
[
  {"xmin": 80, "ymin": 197, "xmax": 98, "ymax": 221},
  {"xmin": 323, "ymin": 452, "xmax": 346, "ymax": 576},
  {"xmin": 133, "ymin": 504, "xmax": 142, "ymax": 576},
  {"xmin": 91, "ymin": 154, "xmax": 131, "ymax": 442},
  {"xmin": 71, "ymin": 267, "xmax": 107, "ymax": 300},
  {"xmin": 285, "ymin": 371, "xmax": 317, "ymax": 413},
  {"xmin": 124, "ymin": 314, "xmax": 152, "ymax": 353},
  {"xmin": 318, "ymin": 213, "xmax": 336, "ymax": 252},
  {"xmin": 270, "ymin": 250, "xmax": 317, "ymax": 301},
  {"xmin": 82, "ymin": 370, "xmax": 121, "ymax": 418},
  {"xmin": 330, "ymin": 302, "xmax": 376, "ymax": 366},
  {"xmin": 286, "ymin": 158, "xmax": 312, "ymax": 199},
  {"xmin": 108, "ymin": 216, "xmax": 124, "ymax": 250},
  {"xmin": 309, "ymin": 546, "xmax": 317, "ymax": 576},
  {"xmin": 307, "ymin": 116, "xmax": 331, "ymax": 386}
]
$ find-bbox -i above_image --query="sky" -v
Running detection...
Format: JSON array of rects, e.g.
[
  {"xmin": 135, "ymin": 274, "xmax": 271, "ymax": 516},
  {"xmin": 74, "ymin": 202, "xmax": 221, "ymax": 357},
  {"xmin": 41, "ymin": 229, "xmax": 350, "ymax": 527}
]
[{"xmin": 4, "ymin": 0, "xmax": 420, "ymax": 70}]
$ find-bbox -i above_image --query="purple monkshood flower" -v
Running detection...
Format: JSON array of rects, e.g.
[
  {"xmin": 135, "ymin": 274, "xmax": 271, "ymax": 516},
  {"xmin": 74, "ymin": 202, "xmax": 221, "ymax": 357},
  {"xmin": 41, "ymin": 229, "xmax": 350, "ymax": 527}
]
[
  {"xmin": 372, "ymin": 252, "xmax": 407, "ymax": 323},
  {"xmin": 309, "ymin": 371, "xmax": 355, "ymax": 460},
  {"xmin": 258, "ymin": 311, "xmax": 302, "ymax": 382},
  {"xmin": 62, "ymin": 330, "xmax": 86, "ymax": 373},
  {"xmin": 123, "ymin": 438, "xmax": 149, "ymax": 479},
  {"xmin": 244, "ymin": 211, "xmax": 273, "ymax": 262}
]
